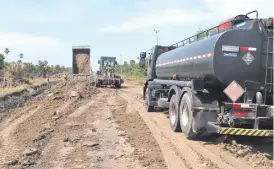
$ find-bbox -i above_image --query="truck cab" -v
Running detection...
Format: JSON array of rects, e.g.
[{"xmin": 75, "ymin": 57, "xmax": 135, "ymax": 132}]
[{"xmin": 139, "ymin": 45, "xmax": 176, "ymax": 81}]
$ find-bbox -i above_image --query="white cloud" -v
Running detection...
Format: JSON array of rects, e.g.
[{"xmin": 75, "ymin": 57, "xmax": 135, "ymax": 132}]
[
  {"xmin": 0, "ymin": 32, "xmax": 70, "ymax": 65},
  {"xmin": 100, "ymin": 9, "xmax": 210, "ymax": 33},
  {"xmin": 0, "ymin": 32, "xmax": 61, "ymax": 47},
  {"xmin": 203, "ymin": 0, "xmax": 274, "ymax": 19},
  {"xmin": 100, "ymin": 0, "xmax": 273, "ymax": 33}
]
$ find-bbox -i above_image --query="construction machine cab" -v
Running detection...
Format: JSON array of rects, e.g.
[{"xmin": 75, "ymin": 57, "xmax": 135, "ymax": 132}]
[
  {"xmin": 98, "ymin": 56, "xmax": 117, "ymax": 75},
  {"xmin": 95, "ymin": 56, "xmax": 123, "ymax": 88}
]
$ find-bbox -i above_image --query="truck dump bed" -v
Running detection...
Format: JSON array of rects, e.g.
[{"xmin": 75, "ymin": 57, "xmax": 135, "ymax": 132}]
[{"xmin": 72, "ymin": 46, "xmax": 90, "ymax": 74}]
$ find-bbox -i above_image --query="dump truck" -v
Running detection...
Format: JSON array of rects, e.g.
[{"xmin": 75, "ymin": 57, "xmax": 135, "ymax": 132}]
[
  {"xmin": 139, "ymin": 10, "xmax": 273, "ymax": 139},
  {"xmin": 72, "ymin": 45, "xmax": 91, "ymax": 80},
  {"xmin": 95, "ymin": 56, "xmax": 123, "ymax": 88}
]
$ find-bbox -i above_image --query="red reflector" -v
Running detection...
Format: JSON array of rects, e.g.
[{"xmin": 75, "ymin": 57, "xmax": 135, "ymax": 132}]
[
  {"xmin": 236, "ymin": 111, "xmax": 247, "ymax": 117},
  {"xmin": 232, "ymin": 104, "xmax": 241, "ymax": 109},
  {"xmin": 240, "ymin": 47, "xmax": 248, "ymax": 51}
]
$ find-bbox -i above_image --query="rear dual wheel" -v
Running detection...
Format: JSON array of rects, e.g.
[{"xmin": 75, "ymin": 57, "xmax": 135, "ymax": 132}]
[
  {"xmin": 179, "ymin": 93, "xmax": 198, "ymax": 139},
  {"xmin": 169, "ymin": 95, "xmax": 181, "ymax": 132},
  {"xmin": 94, "ymin": 79, "xmax": 101, "ymax": 87},
  {"xmin": 115, "ymin": 81, "xmax": 121, "ymax": 88},
  {"xmin": 168, "ymin": 93, "xmax": 198, "ymax": 139}
]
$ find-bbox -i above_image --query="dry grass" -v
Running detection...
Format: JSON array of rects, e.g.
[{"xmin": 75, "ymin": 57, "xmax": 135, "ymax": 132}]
[{"xmin": 0, "ymin": 78, "xmax": 60, "ymax": 96}]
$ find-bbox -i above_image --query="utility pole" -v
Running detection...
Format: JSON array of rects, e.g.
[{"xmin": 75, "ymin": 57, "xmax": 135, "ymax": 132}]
[{"xmin": 154, "ymin": 29, "xmax": 159, "ymax": 45}]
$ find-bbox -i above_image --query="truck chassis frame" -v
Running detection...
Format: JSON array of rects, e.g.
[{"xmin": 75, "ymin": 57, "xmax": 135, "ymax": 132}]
[{"xmin": 144, "ymin": 79, "xmax": 273, "ymax": 138}]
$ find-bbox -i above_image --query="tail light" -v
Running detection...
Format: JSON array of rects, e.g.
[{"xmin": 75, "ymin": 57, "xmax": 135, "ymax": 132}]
[
  {"xmin": 232, "ymin": 103, "xmax": 252, "ymax": 117},
  {"xmin": 232, "ymin": 103, "xmax": 241, "ymax": 109},
  {"xmin": 236, "ymin": 111, "xmax": 247, "ymax": 117}
]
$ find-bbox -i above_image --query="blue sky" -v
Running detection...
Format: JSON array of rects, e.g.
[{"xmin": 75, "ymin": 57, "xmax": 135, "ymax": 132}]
[{"xmin": 0, "ymin": 0, "xmax": 273, "ymax": 70}]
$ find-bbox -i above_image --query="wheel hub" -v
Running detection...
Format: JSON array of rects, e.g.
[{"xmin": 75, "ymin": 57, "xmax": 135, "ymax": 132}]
[
  {"xmin": 145, "ymin": 90, "xmax": 148, "ymax": 106},
  {"xmin": 170, "ymin": 103, "xmax": 176, "ymax": 124},
  {"xmin": 182, "ymin": 105, "xmax": 189, "ymax": 126}
]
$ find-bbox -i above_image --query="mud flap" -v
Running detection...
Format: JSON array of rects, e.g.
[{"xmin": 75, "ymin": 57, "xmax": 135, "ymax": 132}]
[{"xmin": 191, "ymin": 108, "xmax": 219, "ymax": 134}]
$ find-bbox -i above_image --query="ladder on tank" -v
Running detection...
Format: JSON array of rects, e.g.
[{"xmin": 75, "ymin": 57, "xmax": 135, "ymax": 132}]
[{"xmin": 264, "ymin": 37, "xmax": 273, "ymax": 104}]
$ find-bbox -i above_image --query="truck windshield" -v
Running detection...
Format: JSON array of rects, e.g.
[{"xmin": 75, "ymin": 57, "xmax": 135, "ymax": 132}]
[{"xmin": 103, "ymin": 59, "xmax": 115, "ymax": 67}]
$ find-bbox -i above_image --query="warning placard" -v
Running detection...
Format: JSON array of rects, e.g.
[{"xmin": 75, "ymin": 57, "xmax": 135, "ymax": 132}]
[{"xmin": 223, "ymin": 81, "xmax": 244, "ymax": 103}]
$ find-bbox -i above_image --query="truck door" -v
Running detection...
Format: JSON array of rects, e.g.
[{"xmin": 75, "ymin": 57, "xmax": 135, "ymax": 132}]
[{"xmin": 146, "ymin": 47, "xmax": 154, "ymax": 80}]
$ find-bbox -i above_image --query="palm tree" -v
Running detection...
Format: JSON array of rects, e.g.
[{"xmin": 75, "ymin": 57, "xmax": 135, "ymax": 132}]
[
  {"xmin": 19, "ymin": 53, "xmax": 24, "ymax": 63},
  {"xmin": 4, "ymin": 48, "xmax": 10, "ymax": 62},
  {"xmin": 19, "ymin": 53, "xmax": 23, "ymax": 59},
  {"xmin": 19, "ymin": 53, "xmax": 24, "ymax": 77}
]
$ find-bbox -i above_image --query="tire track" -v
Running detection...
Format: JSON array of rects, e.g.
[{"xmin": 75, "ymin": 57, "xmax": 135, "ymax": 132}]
[
  {"xmin": 119, "ymin": 85, "xmax": 253, "ymax": 169},
  {"xmin": 118, "ymin": 91, "xmax": 195, "ymax": 169},
  {"xmin": 0, "ymin": 106, "xmax": 41, "ymax": 167}
]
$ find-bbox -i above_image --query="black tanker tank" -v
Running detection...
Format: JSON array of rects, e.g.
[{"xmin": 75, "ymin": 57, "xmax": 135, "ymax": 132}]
[{"xmin": 155, "ymin": 15, "xmax": 273, "ymax": 89}]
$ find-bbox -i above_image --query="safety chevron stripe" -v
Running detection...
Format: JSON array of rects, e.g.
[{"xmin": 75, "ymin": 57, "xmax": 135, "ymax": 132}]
[
  {"xmin": 219, "ymin": 128, "xmax": 273, "ymax": 137},
  {"xmin": 156, "ymin": 52, "xmax": 214, "ymax": 67}
]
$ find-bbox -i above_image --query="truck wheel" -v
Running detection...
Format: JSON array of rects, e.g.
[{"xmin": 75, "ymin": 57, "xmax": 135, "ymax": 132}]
[
  {"xmin": 145, "ymin": 88, "xmax": 154, "ymax": 112},
  {"xmin": 169, "ymin": 95, "xmax": 181, "ymax": 132},
  {"xmin": 179, "ymin": 93, "xmax": 197, "ymax": 139},
  {"xmin": 115, "ymin": 80, "xmax": 121, "ymax": 88},
  {"xmin": 115, "ymin": 83, "xmax": 121, "ymax": 88},
  {"xmin": 95, "ymin": 79, "xmax": 100, "ymax": 87}
]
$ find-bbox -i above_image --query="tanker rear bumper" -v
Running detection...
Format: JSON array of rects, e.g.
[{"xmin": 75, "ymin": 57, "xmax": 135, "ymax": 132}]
[
  {"xmin": 194, "ymin": 103, "xmax": 273, "ymax": 137},
  {"xmin": 206, "ymin": 122, "xmax": 273, "ymax": 137}
]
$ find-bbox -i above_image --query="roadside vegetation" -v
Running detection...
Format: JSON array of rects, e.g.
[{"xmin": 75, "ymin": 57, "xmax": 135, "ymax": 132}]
[
  {"xmin": 115, "ymin": 58, "xmax": 148, "ymax": 84},
  {"xmin": 0, "ymin": 48, "xmax": 70, "ymax": 95}
]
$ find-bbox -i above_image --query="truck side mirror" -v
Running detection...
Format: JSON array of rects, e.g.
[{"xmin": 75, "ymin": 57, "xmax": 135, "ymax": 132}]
[
  {"xmin": 114, "ymin": 60, "xmax": 118, "ymax": 65},
  {"xmin": 140, "ymin": 52, "xmax": 146, "ymax": 58},
  {"xmin": 139, "ymin": 58, "xmax": 146, "ymax": 68}
]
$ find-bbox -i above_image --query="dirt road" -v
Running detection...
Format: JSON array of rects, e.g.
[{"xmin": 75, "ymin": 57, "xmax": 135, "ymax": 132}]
[{"xmin": 0, "ymin": 81, "xmax": 272, "ymax": 169}]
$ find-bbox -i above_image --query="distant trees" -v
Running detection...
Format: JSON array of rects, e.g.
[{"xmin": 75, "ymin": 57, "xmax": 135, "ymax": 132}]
[
  {"xmin": 4, "ymin": 48, "xmax": 10, "ymax": 61},
  {"xmin": 196, "ymin": 26, "xmax": 217, "ymax": 41},
  {"xmin": 18, "ymin": 53, "xmax": 23, "ymax": 63},
  {"xmin": 130, "ymin": 60, "xmax": 135, "ymax": 65},
  {"xmin": 123, "ymin": 61, "xmax": 128, "ymax": 66},
  {"xmin": 196, "ymin": 27, "xmax": 209, "ymax": 40},
  {"xmin": 0, "ymin": 48, "xmax": 70, "ymax": 87},
  {"xmin": 36, "ymin": 60, "xmax": 48, "ymax": 77},
  {"xmin": 114, "ymin": 57, "xmax": 147, "ymax": 81},
  {"xmin": 0, "ymin": 54, "xmax": 5, "ymax": 71}
]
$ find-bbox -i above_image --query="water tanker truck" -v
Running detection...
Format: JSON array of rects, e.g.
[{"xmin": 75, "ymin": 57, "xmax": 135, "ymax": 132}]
[{"xmin": 139, "ymin": 10, "xmax": 273, "ymax": 139}]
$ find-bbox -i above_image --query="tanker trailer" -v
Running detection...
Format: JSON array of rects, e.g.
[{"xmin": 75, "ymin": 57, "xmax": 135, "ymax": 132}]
[{"xmin": 139, "ymin": 10, "xmax": 273, "ymax": 139}]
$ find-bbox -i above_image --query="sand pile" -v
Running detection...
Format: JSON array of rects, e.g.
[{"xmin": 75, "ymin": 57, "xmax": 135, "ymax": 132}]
[{"xmin": 75, "ymin": 54, "xmax": 90, "ymax": 74}]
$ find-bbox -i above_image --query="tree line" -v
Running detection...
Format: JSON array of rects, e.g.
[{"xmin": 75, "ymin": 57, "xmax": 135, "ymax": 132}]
[
  {"xmin": 114, "ymin": 58, "xmax": 148, "ymax": 82},
  {"xmin": 0, "ymin": 48, "xmax": 70, "ymax": 87}
]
